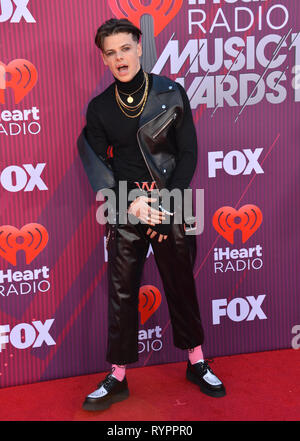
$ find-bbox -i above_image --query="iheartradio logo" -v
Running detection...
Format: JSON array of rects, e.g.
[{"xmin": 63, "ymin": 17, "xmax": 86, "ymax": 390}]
[
  {"xmin": 139, "ymin": 285, "xmax": 162, "ymax": 324},
  {"xmin": 0, "ymin": 223, "xmax": 48, "ymax": 266},
  {"xmin": 108, "ymin": 0, "xmax": 183, "ymax": 71},
  {"xmin": 109, "ymin": 0, "xmax": 183, "ymax": 36},
  {"xmin": 0, "ymin": 59, "xmax": 38, "ymax": 104},
  {"xmin": 212, "ymin": 205, "xmax": 263, "ymax": 244}
]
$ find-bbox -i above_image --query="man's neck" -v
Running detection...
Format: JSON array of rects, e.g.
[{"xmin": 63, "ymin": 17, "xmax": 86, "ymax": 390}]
[{"xmin": 114, "ymin": 66, "xmax": 144, "ymax": 93}]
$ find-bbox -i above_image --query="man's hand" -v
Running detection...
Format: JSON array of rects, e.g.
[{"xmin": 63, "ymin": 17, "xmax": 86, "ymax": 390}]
[
  {"xmin": 128, "ymin": 196, "xmax": 165, "ymax": 226},
  {"xmin": 146, "ymin": 227, "xmax": 168, "ymax": 243}
]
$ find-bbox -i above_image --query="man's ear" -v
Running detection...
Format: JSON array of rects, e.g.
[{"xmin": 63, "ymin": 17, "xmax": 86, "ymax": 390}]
[{"xmin": 137, "ymin": 41, "xmax": 142, "ymax": 58}]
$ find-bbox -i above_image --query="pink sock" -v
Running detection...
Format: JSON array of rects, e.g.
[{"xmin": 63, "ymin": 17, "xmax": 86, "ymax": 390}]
[
  {"xmin": 188, "ymin": 345, "xmax": 204, "ymax": 365},
  {"xmin": 111, "ymin": 364, "xmax": 126, "ymax": 381}
]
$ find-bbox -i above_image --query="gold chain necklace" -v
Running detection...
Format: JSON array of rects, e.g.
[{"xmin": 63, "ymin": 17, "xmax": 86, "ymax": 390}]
[
  {"xmin": 115, "ymin": 71, "xmax": 147, "ymax": 109},
  {"xmin": 115, "ymin": 72, "xmax": 149, "ymax": 118},
  {"xmin": 118, "ymin": 74, "xmax": 146, "ymax": 104},
  {"xmin": 115, "ymin": 86, "xmax": 146, "ymax": 110}
]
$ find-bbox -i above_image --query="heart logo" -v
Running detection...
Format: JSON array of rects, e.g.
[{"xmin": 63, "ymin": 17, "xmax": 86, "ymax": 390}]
[
  {"xmin": 139, "ymin": 285, "xmax": 161, "ymax": 324},
  {"xmin": 212, "ymin": 205, "xmax": 263, "ymax": 244},
  {"xmin": 0, "ymin": 59, "xmax": 38, "ymax": 104},
  {"xmin": 109, "ymin": 0, "xmax": 183, "ymax": 36},
  {"xmin": 0, "ymin": 223, "xmax": 49, "ymax": 266}
]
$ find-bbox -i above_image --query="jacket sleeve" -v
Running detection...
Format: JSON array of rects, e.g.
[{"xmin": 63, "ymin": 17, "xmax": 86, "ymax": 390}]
[
  {"xmin": 86, "ymin": 99, "xmax": 111, "ymax": 163},
  {"xmin": 77, "ymin": 99, "xmax": 115, "ymax": 193}
]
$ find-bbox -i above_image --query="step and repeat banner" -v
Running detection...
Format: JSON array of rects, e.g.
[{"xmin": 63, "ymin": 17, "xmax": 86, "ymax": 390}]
[{"xmin": 0, "ymin": 0, "xmax": 299, "ymax": 388}]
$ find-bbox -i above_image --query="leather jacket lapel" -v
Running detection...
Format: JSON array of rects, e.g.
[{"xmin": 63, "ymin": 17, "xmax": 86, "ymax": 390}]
[
  {"xmin": 137, "ymin": 74, "xmax": 183, "ymax": 190},
  {"xmin": 139, "ymin": 74, "xmax": 175, "ymax": 128}
]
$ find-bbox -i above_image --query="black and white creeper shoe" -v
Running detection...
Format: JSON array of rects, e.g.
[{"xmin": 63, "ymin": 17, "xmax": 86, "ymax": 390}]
[
  {"xmin": 186, "ymin": 360, "xmax": 226, "ymax": 398},
  {"xmin": 82, "ymin": 373, "xmax": 129, "ymax": 411}
]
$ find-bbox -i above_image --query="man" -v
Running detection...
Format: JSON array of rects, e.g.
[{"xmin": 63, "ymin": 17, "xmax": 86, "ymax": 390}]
[{"xmin": 78, "ymin": 18, "xmax": 225, "ymax": 411}]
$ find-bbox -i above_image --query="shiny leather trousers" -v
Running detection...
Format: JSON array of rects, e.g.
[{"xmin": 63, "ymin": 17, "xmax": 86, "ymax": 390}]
[{"xmin": 106, "ymin": 220, "xmax": 204, "ymax": 365}]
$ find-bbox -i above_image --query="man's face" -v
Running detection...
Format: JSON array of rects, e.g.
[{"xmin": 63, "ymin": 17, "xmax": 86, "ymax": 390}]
[{"xmin": 101, "ymin": 32, "xmax": 142, "ymax": 82}]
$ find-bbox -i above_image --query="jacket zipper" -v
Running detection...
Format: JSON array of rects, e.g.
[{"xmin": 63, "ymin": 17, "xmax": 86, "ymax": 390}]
[
  {"xmin": 137, "ymin": 110, "xmax": 167, "ymax": 185},
  {"xmin": 152, "ymin": 113, "xmax": 177, "ymax": 140}
]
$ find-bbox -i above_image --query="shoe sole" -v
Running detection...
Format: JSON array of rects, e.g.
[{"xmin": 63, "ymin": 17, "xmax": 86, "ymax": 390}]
[
  {"xmin": 186, "ymin": 370, "xmax": 226, "ymax": 398},
  {"xmin": 82, "ymin": 389, "xmax": 130, "ymax": 411}
]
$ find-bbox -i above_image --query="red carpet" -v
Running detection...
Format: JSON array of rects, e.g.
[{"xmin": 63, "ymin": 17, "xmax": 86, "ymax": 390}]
[{"xmin": 0, "ymin": 348, "xmax": 299, "ymax": 421}]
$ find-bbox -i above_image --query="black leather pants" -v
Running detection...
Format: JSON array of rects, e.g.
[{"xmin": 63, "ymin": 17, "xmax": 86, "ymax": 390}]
[{"xmin": 105, "ymin": 220, "xmax": 204, "ymax": 365}]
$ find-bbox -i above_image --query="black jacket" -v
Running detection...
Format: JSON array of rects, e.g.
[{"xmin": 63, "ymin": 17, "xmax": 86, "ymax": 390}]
[
  {"xmin": 77, "ymin": 74, "xmax": 190, "ymax": 192},
  {"xmin": 78, "ymin": 74, "xmax": 198, "ymax": 233}
]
